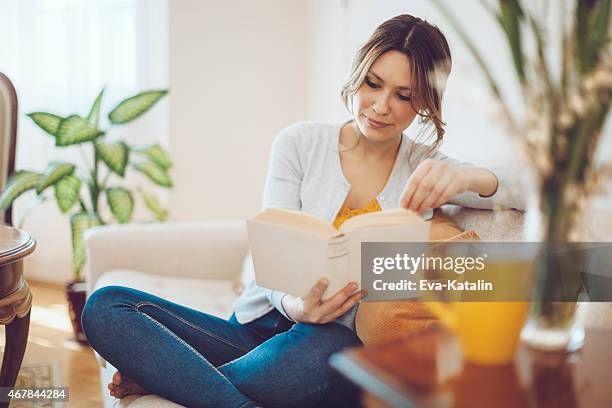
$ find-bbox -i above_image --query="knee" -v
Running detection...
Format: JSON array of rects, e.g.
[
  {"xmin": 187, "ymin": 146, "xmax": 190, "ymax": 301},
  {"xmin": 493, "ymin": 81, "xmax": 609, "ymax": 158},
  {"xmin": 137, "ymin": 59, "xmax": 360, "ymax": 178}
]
[
  {"xmin": 288, "ymin": 323, "xmax": 362, "ymax": 373},
  {"xmin": 296, "ymin": 323, "xmax": 362, "ymax": 352},
  {"xmin": 81, "ymin": 285, "xmax": 130, "ymax": 342}
]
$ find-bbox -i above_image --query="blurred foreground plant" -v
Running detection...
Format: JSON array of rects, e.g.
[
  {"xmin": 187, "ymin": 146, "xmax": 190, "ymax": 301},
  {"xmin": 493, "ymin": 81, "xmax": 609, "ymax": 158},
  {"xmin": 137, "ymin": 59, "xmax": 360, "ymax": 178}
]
[
  {"xmin": 434, "ymin": 0, "xmax": 610, "ymax": 347},
  {"xmin": 435, "ymin": 0, "xmax": 610, "ymax": 240}
]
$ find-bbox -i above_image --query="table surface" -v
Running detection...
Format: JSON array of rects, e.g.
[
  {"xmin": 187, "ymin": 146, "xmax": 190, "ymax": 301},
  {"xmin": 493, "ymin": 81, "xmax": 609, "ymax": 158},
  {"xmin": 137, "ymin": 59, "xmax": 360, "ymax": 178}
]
[
  {"xmin": 330, "ymin": 326, "xmax": 612, "ymax": 408},
  {"xmin": 0, "ymin": 224, "xmax": 35, "ymax": 266}
]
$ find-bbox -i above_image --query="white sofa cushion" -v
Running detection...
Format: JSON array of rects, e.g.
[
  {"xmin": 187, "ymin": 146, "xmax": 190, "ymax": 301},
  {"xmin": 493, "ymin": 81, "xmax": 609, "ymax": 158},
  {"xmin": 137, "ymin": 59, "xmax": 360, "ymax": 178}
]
[{"xmin": 93, "ymin": 269, "xmax": 239, "ymax": 320}]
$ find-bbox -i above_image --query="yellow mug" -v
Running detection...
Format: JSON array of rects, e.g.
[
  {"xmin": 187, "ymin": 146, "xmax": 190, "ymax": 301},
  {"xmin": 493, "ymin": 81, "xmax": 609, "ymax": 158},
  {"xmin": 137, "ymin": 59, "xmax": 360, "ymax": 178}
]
[
  {"xmin": 424, "ymin": 258, "xmax": 533, "ymax": 365},
  {"xmin": 427, "ymin": 301, "xmax": 530, "ymax": 365}
]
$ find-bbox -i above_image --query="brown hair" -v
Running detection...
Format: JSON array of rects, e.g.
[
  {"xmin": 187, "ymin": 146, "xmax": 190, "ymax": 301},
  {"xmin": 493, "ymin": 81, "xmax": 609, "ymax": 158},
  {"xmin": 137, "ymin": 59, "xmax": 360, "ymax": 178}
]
[{"xmin": 341, "ymin": 14, "xmax": 452, "ymax": 154}]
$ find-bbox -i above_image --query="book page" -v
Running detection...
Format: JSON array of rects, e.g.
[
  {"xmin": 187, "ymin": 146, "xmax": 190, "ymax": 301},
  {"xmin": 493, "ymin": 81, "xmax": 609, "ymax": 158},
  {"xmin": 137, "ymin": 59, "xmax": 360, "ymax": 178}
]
[
  {"xmin": 254, "ymin": 207, "xmax": 338, "ymax": 238},
  {"xmin": 339, "ymin": 207, "xmax": 421, "ymax": 233}
]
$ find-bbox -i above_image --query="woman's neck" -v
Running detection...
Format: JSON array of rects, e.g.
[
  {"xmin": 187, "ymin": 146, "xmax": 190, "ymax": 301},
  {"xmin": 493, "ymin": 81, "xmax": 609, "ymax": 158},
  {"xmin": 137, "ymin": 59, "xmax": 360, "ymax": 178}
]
[{"xmin": 341, "ymin": 121, "xmax": 402, "ymax": 161}]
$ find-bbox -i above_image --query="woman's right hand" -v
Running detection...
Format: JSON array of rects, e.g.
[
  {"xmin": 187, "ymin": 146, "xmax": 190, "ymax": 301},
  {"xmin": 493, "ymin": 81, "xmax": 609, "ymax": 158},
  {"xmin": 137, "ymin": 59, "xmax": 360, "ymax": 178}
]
[{"xmin": 281, "ymin": 279, "xmax": 367, "ymax": 324}]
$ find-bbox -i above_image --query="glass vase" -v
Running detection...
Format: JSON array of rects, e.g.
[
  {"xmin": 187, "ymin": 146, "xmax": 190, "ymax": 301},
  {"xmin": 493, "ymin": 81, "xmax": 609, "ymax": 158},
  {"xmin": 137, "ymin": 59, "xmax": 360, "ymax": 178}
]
[{"xmin": 520, "ymin": 196, "xmax": 585, "ymax": 352}]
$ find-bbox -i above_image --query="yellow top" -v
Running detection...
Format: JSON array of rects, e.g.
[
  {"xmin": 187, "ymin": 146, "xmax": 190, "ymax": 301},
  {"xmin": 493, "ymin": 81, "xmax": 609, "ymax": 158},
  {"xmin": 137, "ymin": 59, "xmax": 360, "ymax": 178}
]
[{"xmin": 333, "ymin": 197, "xmax": 382, "ymax": 229}]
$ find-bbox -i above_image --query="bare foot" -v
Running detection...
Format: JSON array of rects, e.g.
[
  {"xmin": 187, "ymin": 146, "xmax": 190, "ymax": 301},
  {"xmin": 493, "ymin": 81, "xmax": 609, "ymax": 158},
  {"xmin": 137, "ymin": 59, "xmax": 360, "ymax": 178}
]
[{"xmin": 108, "ymin": 370, "xmax": 152, "ymax": 399}]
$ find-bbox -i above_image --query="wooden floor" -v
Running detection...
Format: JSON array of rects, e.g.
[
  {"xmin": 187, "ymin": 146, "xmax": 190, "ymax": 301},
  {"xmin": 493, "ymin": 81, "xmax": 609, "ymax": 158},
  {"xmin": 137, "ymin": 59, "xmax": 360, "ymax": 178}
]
[{"xmin": 0, "ymin": 280, "xmax": 103, "ymax": 407}]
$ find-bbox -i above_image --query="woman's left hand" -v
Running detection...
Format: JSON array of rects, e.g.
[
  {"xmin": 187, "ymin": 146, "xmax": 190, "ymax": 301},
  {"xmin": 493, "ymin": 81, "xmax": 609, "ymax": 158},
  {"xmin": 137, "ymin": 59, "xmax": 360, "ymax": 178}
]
[{"xmin": 400, "ymin": 159, "xmax": 469, "ymax": 215}]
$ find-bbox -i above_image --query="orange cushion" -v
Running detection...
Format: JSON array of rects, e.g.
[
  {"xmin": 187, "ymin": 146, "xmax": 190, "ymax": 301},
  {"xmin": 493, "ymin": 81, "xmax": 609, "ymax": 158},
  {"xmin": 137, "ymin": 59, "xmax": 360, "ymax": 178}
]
[{"xmin": 355, "ymin": 209, "xmax": 480, "ymax": 345}]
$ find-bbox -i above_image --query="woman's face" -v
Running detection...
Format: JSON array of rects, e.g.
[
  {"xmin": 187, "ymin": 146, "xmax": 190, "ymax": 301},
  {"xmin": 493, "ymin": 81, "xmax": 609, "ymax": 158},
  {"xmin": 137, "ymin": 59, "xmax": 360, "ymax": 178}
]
[{"xmin": 352, "ymin": 50, "xmax": 419, "ymax": 142}]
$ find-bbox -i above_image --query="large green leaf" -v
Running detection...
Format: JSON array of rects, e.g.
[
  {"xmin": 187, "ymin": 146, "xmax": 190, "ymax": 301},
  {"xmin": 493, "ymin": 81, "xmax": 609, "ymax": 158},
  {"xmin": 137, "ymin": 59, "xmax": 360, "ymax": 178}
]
[
  {"xmin": 0, "ymin": 171, "xmax": 42, "ymax": 210},
  {"xmin": 138, "ymin": 188, "xmax": 168, "ymax": 221},
  {"xmin": 56, "ymin": 115, "xmax": 104, "ymax": 146},
  {"xmin": 132, "ymin": 161, "xmax": 173, "ymax": 188},
  {"xmin": 87, "ymin": 88, "xmax": 105, "ymax": 127},
  {"xmin": 70, "ymin": 212, "xmax": 103, "ymax": 277},
  {"xmin": 133, "ymin": 144, "xmax": 172, "ymax": 170},
  {"xmin": 498, "ymin": 0, "xmax": 525, "ymax": 84},
  {"xmin": 55, "ymin": 175, "xmax": 82, "ymax": 213},
  {"xmin": 36, "ymin": 161, "xmax": 75, "ymax": 193},
  {"xmin": 96, "ymin": 141, "xmax": 129, "ymax": 176},
  {"xmin": 108, "ymin": 90, "xmax": 168, "ymax": 125},
  {"xmin": 27, "ymin": 112, "xmax": 63, "ymax": 136},
  {"xmin": 106, "ymin": 187, "xmax": 134, "ymax": 223}
]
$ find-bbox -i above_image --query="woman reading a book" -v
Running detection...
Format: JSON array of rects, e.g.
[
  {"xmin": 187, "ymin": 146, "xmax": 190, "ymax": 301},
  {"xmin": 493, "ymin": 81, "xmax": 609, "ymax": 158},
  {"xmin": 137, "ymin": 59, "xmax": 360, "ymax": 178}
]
[{"xmin": 82, "ymin": 14, "xmax": 521, "ymax": 408}]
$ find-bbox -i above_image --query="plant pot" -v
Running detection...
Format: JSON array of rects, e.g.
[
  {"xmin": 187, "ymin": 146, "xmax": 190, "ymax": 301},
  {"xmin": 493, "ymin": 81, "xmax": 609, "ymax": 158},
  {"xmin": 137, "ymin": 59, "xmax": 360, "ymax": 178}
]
[{"xmin": 65, "ymin": 280, "xmax": 88, "ymax": 344}]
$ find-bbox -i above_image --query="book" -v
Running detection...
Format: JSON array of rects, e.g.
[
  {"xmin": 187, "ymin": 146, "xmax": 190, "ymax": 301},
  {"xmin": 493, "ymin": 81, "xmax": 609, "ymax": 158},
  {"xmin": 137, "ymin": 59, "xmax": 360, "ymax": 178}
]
[{"xmin": 247, "ymin": 207, "xmax": 430, "ymax": 299}]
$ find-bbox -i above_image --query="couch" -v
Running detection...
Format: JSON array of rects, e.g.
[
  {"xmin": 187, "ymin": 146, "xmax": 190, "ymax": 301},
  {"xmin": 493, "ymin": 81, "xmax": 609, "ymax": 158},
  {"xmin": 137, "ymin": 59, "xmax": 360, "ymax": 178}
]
[{"xmin": 84, "ymin": 205, "xmax": 611, "ymax": 407}]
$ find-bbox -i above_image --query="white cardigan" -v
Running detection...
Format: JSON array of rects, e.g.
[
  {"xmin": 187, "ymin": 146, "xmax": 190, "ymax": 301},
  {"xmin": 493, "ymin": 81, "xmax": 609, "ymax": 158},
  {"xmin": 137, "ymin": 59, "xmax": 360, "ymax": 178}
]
[{"xmin": 233, "ymin": 121, "xmax": 524, "ymax": 326}]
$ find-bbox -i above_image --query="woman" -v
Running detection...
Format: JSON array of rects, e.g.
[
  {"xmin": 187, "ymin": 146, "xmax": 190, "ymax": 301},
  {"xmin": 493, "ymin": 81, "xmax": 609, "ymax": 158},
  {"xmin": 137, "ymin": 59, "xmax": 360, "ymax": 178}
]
[{"xmin": 82, "ymin": 14, "xmax": 519, "ymax": 408}]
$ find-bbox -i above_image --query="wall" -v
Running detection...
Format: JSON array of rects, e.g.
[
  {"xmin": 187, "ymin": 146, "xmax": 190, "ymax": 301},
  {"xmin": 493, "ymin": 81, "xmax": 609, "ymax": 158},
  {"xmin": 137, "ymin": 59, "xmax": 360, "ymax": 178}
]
[{"xmin": 167, "ymin": 0, "xmax": 312, "ymax": 220}]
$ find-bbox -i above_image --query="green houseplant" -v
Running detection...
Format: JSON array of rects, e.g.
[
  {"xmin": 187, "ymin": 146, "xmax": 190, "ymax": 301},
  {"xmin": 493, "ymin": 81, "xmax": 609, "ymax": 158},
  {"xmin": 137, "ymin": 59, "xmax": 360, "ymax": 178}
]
[
  {"xmin": 434, "ymin": 0, "xmax": 611, "ymax": 349},
  {"xmin": 0, "ymin": 87, "xmax": 172, "ymax": 341}
]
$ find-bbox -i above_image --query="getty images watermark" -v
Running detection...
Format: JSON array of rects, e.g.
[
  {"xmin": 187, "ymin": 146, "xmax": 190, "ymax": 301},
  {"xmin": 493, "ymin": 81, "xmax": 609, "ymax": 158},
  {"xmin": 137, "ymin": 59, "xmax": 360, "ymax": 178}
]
[
  {"xmin": 371, "ymin": 251, "xmax": 490, "ymax": 292},
  {"xmin": 361, "ymin": 242, "xmax": 612, "ymax": 302}
]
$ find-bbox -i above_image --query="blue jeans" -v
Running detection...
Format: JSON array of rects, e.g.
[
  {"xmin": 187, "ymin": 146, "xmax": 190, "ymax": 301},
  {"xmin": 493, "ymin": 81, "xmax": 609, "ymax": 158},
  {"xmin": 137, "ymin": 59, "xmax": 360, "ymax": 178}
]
[{"xmin": 81, "ymin": 285, "xmax": 362, "ymax": 408}]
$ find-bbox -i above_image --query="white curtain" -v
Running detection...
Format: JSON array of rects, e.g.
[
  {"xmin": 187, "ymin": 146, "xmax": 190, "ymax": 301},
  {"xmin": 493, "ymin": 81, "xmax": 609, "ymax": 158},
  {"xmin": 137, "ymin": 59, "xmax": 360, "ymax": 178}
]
[
  {"xmin": 0, "ymin": 0, "xmax": 169, "ymax": 163},
  {"xmin": 0, "ymin": 0, "xmax": 169, "ymax": 283}
]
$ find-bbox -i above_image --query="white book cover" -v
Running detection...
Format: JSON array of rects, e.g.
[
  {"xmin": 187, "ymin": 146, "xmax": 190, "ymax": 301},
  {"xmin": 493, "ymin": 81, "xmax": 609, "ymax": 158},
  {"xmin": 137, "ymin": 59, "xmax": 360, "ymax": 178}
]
[{"xmin": 247, "ymin": 208, "xmax": 430, "ymax": 298}]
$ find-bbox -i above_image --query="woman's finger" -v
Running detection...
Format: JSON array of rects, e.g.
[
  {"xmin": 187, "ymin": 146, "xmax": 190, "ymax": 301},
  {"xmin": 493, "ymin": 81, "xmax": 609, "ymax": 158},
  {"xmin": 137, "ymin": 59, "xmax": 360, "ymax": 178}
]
[
  {"xmin": 400, "ymin": 161, "xmax": 432, "ymax": 208},
  {"xmin": 304, "ymin": 278, "xmax": 329, "ymax": 308},
  {"xmin": 417, "ymin": 171, "xmax": 452, "ymax": 213},
  {"xmin": 409, "ymin": 166, "xmax": 442, "ymax": 212},
  {"xmin": 321, "ymin": 290, "xmax": 368, "ymax": 323},
  {"xmin": 317, "ymin": 281, "xmax": 359, "ymax": 317},
  {"xmin": 432, "ymin": 178, "xmax": 459, "ymax": 208}
]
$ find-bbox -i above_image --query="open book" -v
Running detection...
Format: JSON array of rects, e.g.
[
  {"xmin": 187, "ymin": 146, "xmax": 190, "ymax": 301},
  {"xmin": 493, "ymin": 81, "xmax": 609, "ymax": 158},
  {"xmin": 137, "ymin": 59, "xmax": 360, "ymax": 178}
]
[{"xmin": 247, "ymin": 207, "xmax": 430, "ymax": 299}]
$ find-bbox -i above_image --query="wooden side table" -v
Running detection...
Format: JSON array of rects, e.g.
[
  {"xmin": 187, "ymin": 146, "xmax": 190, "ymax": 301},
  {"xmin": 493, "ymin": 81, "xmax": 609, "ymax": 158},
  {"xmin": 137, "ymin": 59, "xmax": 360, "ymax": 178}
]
[
  {"xmin": 331, "ymin": 325, "xmax": 612, "ymax": 407},
  {"xmin": 0, "ymin": 225, "xmax": 35, "ymax": 397}
]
